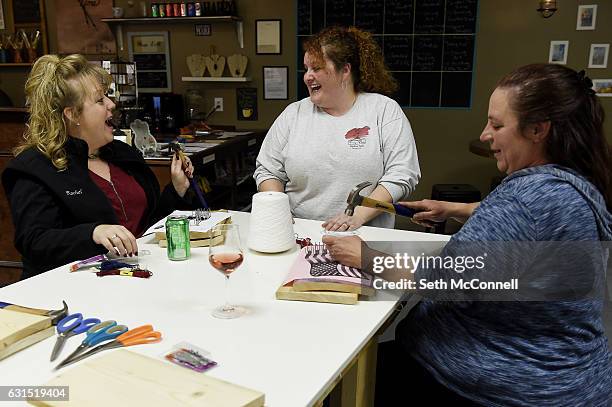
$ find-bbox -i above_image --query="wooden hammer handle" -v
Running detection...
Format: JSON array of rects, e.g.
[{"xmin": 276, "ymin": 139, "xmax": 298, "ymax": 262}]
[{"xmin": 360, "ymin": 197, "xmax": 416, "ymax": 218}]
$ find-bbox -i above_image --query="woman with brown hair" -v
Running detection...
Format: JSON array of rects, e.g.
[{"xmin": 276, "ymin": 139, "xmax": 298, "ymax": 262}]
[
  {"xmin": 254, "ymin": 26, "xmax": 420, "ymax": 230},
  {"xmin": 2, "ymin": 54, "xmax": 195, "ymax": 279},
  {"xmin": 325, "ymin": 64, "xmax": 612, "ymax": 405}
]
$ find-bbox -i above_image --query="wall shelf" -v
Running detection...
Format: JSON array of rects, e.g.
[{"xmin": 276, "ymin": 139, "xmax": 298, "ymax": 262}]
[
  {"xmin": 0, "ymin": 107, "xmax": 28, "ymax": 112},
  {"xmin": 181, "ymin": 76, "xmax": 251, "ymax": 82},
  {"xmin": 102, "ymin": 16, "xmax": 244, "ymax": 50},
  {"xmin": 0, "ymin": 63, "xmax": 33, "ymax": 67},
  {"xmin": 101, "ymin": 16, "xmax": 241, "ymax": 24}
]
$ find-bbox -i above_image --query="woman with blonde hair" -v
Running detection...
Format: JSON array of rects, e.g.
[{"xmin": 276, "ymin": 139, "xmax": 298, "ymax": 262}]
[
  {"xmin": 2, "ymin": 54, "xmax": 194, "ymax": 279},
  {"xmin": 254, "ymin": 26, "xmax": 420, "ymax": 230}
]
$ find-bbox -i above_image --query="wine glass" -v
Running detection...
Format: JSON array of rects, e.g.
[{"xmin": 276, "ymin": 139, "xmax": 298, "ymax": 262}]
[{"xmin": 208, "ymin": 224, "xmax": 245, "ymax": 319}]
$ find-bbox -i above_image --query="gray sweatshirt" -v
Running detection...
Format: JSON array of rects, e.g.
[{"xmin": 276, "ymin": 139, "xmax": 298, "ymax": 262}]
[{"xmin": 254, "ymin": 93, "xmax": 420, "ymax": 228}]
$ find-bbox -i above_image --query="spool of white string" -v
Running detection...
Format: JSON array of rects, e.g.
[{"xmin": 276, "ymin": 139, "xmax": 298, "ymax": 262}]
[{"xmin": 248, "ymin": 192, "xmax": 295, "ymax": 253}]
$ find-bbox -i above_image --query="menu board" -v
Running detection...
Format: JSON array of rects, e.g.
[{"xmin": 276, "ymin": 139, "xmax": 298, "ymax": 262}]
[
  {"xmin": 13, "ymin": 0, "xmax": 41, "ymax": 23},
  {"xmin": 296, "ymin": 0, "xmax": 478, "ymax": 108},
  {"xmin": 236, "ymin": 88, "xmax": 258, "ymax": 121}
]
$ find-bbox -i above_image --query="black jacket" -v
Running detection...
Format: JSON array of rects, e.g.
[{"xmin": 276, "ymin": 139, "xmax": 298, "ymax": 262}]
[{"xmin": 2, "ymin": 137, "xmax": 193, "ymax": 279}]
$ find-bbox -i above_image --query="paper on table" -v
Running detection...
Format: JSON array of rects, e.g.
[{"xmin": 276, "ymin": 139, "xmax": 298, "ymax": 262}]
[
  {"xmin": 183, "ymin": 145, "xmax": 216, "ymax": 153},
  {"xmin": 143, "ymin": 211, "xmax": 231, "ymax": 236},
  {"xmin": 220, "ymin": 131, "xmax": 252, "ymax": 137},
  {"xmin": 283, "ymin": 248, "xmax": 373, "ymax": 287},
  {"xmin": 187, "ymin": 142, "xmax": 221, "ymax": 148}
]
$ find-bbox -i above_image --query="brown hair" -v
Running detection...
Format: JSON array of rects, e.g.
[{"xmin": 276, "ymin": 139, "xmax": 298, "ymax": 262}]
[
  {"xmin": 497, "ymin": 63, "xmax": 612, "ymax": 211},
  {"xmin": 303, "ymin": 26, "xmax": 397, "ymax": 95},
  {"xmin": 15, "ymin": 54, "xmax": 112, "ymax": 170}
]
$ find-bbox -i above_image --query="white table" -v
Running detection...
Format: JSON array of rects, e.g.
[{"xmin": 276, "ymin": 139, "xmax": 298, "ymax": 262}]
[{"xmin": 0, "ymin": 211, "xmax": 449, "ymax": 407}]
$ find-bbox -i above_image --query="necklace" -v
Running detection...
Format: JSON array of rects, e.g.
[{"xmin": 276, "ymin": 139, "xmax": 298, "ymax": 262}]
[{"xmin": 88, "ymin": 153, "xmax": 100, "ymax": 160}]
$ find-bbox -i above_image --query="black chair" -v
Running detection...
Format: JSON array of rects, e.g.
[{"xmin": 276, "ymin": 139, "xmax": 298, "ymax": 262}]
[
  {"xmin": 430, "ymin": 184, "xmax": 481, "ymax": 234},
  {"xmin": 0, "ymin": 89, "xmax": 13, "ymax": 107}
]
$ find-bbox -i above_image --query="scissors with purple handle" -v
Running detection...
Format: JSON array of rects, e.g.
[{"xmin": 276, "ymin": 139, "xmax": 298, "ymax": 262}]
[{"xmin": 50, "ymin": 313, "xmax": 100, "ymax": 362}]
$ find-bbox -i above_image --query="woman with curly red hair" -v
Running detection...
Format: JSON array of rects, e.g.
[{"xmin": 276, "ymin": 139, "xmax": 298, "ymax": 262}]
[{"xmin": 254, "ymin": 26, "xmax": 420, "ymax": 231}]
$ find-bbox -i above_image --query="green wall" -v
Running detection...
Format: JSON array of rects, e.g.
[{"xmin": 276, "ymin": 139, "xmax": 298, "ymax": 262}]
[{"xmin": 413, "ymin": 0, "xmax": 612, "ymax": 199}]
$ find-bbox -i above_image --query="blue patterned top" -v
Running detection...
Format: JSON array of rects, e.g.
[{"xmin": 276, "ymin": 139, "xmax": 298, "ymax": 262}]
[{"xmin": 398, "ymin": 165, "xmax": 612, "ymax": 406}]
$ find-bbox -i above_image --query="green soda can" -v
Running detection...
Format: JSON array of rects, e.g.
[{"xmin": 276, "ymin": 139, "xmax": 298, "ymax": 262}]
[{"xmin": 166, "ymin": 215, "xmax": 191, "ymax": 260}]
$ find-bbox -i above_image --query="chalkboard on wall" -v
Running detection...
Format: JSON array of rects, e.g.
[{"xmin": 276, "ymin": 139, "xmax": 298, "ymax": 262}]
[
  {"xmin": 237, "ymin": 88, "xmax": 258, "ymax": 121},
  {"xmin": 296, "ymin": 0, "xmax": 478, "ymax": 108},
  {"xmin": 13, "ymin": 0, "xmax": 41, "ymax": 23}
]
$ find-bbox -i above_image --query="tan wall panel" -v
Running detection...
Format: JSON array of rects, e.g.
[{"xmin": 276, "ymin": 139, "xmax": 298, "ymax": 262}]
[{"xmin": 1, "ymin": 0, "xmax": 610, "ymax": 202}]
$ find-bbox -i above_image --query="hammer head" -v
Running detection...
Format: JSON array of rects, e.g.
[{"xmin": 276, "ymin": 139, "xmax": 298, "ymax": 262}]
[
  {"xmin": 344, "ymin": 181, "xmax": 372, "ymax": 216},
  {"xmin": 49, "ymin": 301, "xmax": 68, "ymax": 325},
  {"xmin": 168, "ymin": 141, "xmax": 183, "ymax": 155}
]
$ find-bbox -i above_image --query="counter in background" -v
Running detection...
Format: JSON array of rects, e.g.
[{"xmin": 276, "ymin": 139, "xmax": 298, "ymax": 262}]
[{"xmin": 145, "ymin": 129, "xmax": 266, "ymax": 211}]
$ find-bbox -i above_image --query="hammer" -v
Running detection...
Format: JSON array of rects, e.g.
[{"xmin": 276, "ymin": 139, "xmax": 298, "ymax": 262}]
[
  {"xmin": 169, "ymin": 141, "xmax": 210, "ymax": 211},
  {"xmin": 0, "ymin": 300, "xmax": 68, "ymax": 325},
  {"xmin": 344, "ymin": 182, "xmax": 417, "ymax": 218}
]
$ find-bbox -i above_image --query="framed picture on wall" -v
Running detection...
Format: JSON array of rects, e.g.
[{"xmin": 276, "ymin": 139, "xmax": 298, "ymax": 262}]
[
  {"xmin": 592, "ymin": 79, "xmax": 612, "ymax": 97},
  {"xmin": 236, "ymin": 87, "xmax": 258, "ymax": 120},
  {"xmin": 588, "ymin": 44, "xmax": 609, "ymax": 69},
  {"xmin": 256, "ymin": 20, "xmax": 282, "ymax": 54},
  {"xmin": 128, "ymin": 31, "xmax": 172, "ymax": 92},
  {"xmin": 0, "ymin": 1, "xmax": 5, "ymax": 30},
  {"xmin": 57, "ymin": 0, "xmax": 115, "ymax": 54},
  {"xmin": 549, "ymin": 41, "xmax": 569, "ymax": 65},
  {"xmin": 576, "ymin": 5, "xmax": 597, "ymax": 30},
  {"xmin": 263, "ymin": 66, "xmax": 288, "ymax": 100}
]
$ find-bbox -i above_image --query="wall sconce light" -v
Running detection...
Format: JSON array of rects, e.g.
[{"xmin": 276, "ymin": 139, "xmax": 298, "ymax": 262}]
[{"xmin": 537, "ymin": 0, "xmax": 557, "ymax": 18}]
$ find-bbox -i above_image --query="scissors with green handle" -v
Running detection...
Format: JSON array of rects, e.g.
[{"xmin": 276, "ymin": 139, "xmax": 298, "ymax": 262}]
[
  {"xmin": 56, "ymin": 320, "xmax": 128, "ymax": 369},
  {"xmin": 54, "ymin": 324, "xmax": 162, "ymax": 370}
]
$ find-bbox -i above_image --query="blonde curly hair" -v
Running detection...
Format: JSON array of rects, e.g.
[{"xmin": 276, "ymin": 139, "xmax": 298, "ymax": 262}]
[
  {"xmin": 303, "ymin": 26, "xmax": 398, "ymax": 96},
  {"xmin": 14, "ymin": 54, "xmax": 112, "ymax": 170}
]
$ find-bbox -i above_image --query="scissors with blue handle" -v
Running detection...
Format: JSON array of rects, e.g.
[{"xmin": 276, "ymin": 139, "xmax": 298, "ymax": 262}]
[
  {"xmin": 55, "ymin": 324, "xmax": 162, "ymax": 370},
  {"xmin": 50, "ymin": 313, "xmax": 101, "ymax": 362},
  {"xmin": 56, "ymin": 320, "xmax": 128, "ymax": 369}
]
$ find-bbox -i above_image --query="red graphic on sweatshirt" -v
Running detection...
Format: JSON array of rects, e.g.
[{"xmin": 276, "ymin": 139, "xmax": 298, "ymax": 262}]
[{"xmin": 344, "ymin": 126, "xmax": 370, "ymax": 140}]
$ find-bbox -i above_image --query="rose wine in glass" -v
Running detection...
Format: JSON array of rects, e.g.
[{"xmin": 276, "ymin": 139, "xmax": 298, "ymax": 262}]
[
  {"xmin": 208, "ymin": 224, "xmax": 245, "ymax": 319},
  {"xmin": 209, "ymin": 252, "xmax": 244, "ymax": 276}
]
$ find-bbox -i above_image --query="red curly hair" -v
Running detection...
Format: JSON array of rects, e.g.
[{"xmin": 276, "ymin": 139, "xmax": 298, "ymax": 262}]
[{"xmin": 303, "ymin": 26, "xmax": 397, "ymax": 96}]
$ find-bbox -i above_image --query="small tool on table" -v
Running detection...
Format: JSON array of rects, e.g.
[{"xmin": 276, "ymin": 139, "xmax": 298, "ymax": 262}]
[
  {"xmin": 96, "ymin": 269, "xmax": 152, "ymax": 278},
  {"xmin": 54, "ymin": 324, "xmax": 162, "ymax": 369},
  {"xmin": 169, "ymin": 141, "xmax": 211, "ymax": 213},
  {"xmin": 56, "ymin": 320, "xmax": 128, "ymax": 369},
  {"xmin": 50, "ymin": 313, "xmax": 101, "ymax": 361}
]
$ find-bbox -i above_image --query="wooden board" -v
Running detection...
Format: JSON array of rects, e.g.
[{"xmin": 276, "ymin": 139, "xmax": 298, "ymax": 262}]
[
  {"xmin": 0, "ymin": 308, "xmax": 52, "ymax": 358},
  {"xmin": 154, "ymin": 215, "xmax": 232, "ymax": 241},
  {"xmin": 276, "ymin": 285, "xmax": 358, "ymax": 305},
  {"xmin": 0, "ymin": 326, "xmax": 54, "ymax": 361},
  {"xmin": 155, "ymin": 230, "xmax": 216, "ymax": 240},
  {"xmin": 292, "ymin": 280, "xmax": 374, "ymax": 296},
  {"xmin": 32, "ymin": 349, "xmax": 265, "ymax": 407},
  {"xmin": 157, "ymin": 234, "xmax": 225, "ymax": 248}
]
